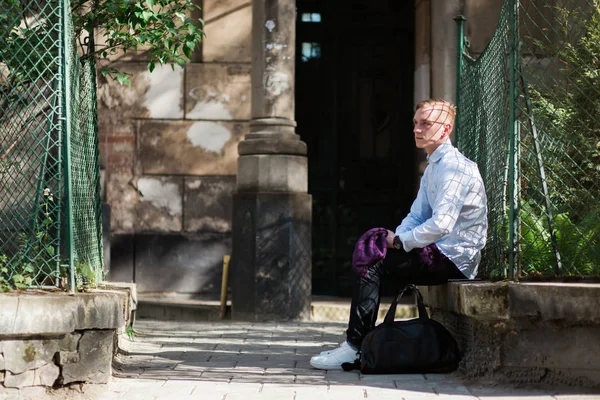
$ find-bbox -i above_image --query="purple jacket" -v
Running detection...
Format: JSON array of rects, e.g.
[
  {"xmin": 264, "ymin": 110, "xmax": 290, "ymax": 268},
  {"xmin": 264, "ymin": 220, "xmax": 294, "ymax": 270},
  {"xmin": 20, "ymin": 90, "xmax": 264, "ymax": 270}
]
[{"xmin": 352, "ymin": 228, "xmax": 388, "ymax": 277}]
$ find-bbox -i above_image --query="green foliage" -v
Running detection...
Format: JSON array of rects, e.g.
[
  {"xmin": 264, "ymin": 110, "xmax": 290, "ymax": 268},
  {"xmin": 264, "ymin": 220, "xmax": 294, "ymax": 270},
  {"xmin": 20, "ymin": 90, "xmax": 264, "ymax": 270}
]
[
  {"xmin": 28, "ymin": 188, "xmax": 59, "ymax": 281},
  {"xmin": 75, "ymin": 259, "xmax": 96, "ymax": 291},
  {"xmin": 0, "ymin": 254, "xmax": 35, "ymax": 292},
  {"xmin": 0, "ymin": 1, "xmax": 57, "ymax": 83},
  {"xmin": 0, "ymin": 0, "xmax": 205, "ymax": 87},
  {"xmin": 72, "ymin": 0, "xmax": 205, "ymax": 85},
  {"xmin": 125, "ymin": 325, "xmax": 135, "ymax": 339},
  {"xmin": 519, "ymin": 202, "xmax": 600, "ymax": 277},
  {"xmin": 0, "ymin": 188, "xmax": 60, "ymax": 291},
  {"xmin": 519, "ymin": 2, "xmax": 600, "ymax": 278},
  {"xmin": 527, "ymin": 1, "xmax": 600, "ymax": 218}
]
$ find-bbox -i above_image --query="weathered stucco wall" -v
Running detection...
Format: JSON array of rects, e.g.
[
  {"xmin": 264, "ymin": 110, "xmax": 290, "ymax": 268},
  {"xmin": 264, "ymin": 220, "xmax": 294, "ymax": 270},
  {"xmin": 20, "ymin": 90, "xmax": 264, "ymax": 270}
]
[{"xmin": 99, "ymin": 1, "xmax": 252, "ymax": 294}]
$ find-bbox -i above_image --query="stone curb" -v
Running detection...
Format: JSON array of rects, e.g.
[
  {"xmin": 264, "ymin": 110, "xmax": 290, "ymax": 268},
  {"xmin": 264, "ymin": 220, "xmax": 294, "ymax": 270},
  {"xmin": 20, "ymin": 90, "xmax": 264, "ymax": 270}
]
[{"xmin": 0, "ymin": 290, "xmax": 127, "ymax": 336}]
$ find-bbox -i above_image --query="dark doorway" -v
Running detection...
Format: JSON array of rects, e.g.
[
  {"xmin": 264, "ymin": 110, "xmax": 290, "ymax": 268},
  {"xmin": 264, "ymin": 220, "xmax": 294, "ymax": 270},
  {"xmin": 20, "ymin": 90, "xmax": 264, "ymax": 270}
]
[{"xmin": 296, "ymin": 0, "xmax": 417, "ymax": 297}]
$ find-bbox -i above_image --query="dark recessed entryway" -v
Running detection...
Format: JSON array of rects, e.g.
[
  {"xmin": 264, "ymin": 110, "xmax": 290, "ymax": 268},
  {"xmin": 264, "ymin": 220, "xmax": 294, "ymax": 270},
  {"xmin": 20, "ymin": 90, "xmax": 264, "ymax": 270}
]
[{"xmin": 296, "ymin": 0, "xmax": 417, "ymax": 296}]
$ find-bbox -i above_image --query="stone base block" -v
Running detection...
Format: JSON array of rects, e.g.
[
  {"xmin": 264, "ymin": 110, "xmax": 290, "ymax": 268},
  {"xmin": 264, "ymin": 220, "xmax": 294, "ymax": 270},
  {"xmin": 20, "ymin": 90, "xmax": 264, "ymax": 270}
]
[
  {"xmin": 4, "ymin": 370, "xmax": 35, "ymax": 389},
  {"xmin": 231, "ymin": 192, "xmax": 312, "ymax": 321},
  {"xmin": 426, "ymin": 282, "xmax": 600, "ymax": 388},
  {"xmin": 237, "ymin": 154, "xmax": 308, "ymax": 192},
  {"xmin": 0, "ymin": 289, "xmax": 132, "ymax": 389},
  {"xmin": 1, "ymin": 330, "xmax": 115, "ymax": 389},
  {"xmin": 34, "ymin": 363, "xmax": 59, "ymax": 387},
  {"xmin": 62, "ymin": 331, "xmax": 114, "ymax": 384}
]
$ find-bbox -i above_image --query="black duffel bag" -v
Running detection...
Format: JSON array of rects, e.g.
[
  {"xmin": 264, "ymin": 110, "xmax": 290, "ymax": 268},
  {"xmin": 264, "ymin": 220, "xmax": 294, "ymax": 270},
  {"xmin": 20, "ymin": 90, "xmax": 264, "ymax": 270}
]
[{"xmin": 358, "ymin": 284, "xmax": 461, "ymax": 374}]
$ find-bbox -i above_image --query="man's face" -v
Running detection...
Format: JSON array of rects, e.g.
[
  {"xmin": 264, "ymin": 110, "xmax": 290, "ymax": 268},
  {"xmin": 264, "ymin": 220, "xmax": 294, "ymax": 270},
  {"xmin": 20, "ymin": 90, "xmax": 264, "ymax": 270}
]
[{"xmin": 412, "ymin": 105, "xmax": 452, "ymax": 153}]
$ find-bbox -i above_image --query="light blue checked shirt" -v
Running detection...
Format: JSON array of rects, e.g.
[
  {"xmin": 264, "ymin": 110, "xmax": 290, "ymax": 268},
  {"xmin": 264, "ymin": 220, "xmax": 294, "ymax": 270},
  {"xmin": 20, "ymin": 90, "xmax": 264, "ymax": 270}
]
[{"xmin": 395, "ymin": 141, "xmax": 488, "ymax": 279}]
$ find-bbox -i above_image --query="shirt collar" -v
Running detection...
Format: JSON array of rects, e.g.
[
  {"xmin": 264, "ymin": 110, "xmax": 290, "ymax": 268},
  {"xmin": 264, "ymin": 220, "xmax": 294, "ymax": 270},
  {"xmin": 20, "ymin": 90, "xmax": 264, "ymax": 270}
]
[{"xmin": 427, "ymin": 141, "xmax": 453, "ymax": 163}]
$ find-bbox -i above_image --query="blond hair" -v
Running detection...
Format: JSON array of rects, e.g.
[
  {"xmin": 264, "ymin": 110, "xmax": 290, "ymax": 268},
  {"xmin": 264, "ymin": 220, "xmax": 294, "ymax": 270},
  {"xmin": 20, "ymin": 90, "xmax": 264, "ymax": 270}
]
[{"xmin": 415, "ymin": 99, "xmax": 457, "ymax": 124}]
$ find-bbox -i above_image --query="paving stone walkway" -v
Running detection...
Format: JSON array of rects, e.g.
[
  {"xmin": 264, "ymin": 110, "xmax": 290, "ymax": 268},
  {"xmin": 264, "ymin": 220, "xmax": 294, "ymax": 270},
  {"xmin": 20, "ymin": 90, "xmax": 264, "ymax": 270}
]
[{"xmin": 3, "ymin": 319, "xmax": 599, "ymax": 400}]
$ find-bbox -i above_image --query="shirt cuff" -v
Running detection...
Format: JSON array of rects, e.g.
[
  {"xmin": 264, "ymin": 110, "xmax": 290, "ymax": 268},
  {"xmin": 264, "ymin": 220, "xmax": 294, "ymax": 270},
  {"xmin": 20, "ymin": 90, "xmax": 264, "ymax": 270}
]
[
  {"xmin": 397, "ymin": 231, "xmax": 414, "ymax": 253},
  {"xmin": 395, "ymin": 227, "xmax": 410, "ymax": 236}
]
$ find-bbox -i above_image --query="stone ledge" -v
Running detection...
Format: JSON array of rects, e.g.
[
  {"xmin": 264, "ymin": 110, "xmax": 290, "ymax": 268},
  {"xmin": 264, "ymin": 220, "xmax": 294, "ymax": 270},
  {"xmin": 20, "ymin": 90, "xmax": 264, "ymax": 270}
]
[
  {"xmin": 424, "ymin": 281, "xmax": 600, "ymax": 388},
  {"xmin": 98, "ymin": 281, "xmax": 138, "ymax": 327},
  {"xmin": 0, "ymin": 286, "xmax": 135, "ymax": 388},
  {"xmin": 0, "ymin": 290, "xmax": 127, "ymax": 336},
  {"xmin": 425, "ymin": 281, "xmax": 600, "ymax": 323},
  {"xmin": 508, "ymin": 282, "xmax": 600, "ymax": 323},
  {"xmin": 424, "ymin": 281, "xmax": 510, "ymax": 320}
]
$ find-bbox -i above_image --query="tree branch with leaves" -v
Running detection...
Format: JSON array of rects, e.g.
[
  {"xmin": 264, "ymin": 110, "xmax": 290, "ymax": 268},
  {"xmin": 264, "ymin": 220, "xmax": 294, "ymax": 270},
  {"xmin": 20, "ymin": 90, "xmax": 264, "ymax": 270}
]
[
  {"xmin": 1, "ymin": 0, "xmax": 205, "ymax": 87},
  {"xmin": 73, "ymin": 0, "xmax": 205, "ymax": 85}
]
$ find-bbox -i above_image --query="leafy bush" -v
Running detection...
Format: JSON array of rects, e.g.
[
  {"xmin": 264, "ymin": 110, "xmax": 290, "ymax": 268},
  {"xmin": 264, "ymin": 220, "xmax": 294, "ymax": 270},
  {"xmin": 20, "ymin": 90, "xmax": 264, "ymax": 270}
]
[
  {"xmin": 0, "ymin": 254, "xmax": 34, "ymax": 292},
  {"xmin": 519, "ymin": 202, "xmax": 600, "ymax": 277},
  {"xmin": 0, "ymin": 189, "xmax": 59, "ymax": 290},
  {"xmin": 520, "ymin": 2, "xmax": 600, "ymax": 276},
  {"xmin": 527, "ymin": 2, "xmax": 600, "ymax": 218}
]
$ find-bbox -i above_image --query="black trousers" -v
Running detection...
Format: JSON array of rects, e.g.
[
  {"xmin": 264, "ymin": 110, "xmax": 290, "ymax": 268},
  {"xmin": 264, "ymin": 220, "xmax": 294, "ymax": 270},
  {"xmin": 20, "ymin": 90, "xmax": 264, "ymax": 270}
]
[{"xmin": 346, "ymin": 247, "xmax": 466, "ymax": 348}]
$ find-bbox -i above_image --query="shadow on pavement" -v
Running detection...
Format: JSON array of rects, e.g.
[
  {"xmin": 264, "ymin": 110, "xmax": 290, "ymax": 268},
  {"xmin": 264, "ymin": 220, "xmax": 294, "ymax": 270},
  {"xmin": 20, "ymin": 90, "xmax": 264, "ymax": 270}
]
[{"xmin": 111, "ymin": 319, "xmax": 600, "ymax": 399}]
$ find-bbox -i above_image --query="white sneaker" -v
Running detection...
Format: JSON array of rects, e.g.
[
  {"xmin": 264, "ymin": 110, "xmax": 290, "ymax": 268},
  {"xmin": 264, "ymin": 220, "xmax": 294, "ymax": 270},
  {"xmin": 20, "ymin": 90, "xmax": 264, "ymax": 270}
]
[
  {"xmin": 310, "ymin": 341, "xmax": 359, "ymax": 370},
  {"xmin": 319, "ymin": 342, "xmax": 344, "ymax": 355}
]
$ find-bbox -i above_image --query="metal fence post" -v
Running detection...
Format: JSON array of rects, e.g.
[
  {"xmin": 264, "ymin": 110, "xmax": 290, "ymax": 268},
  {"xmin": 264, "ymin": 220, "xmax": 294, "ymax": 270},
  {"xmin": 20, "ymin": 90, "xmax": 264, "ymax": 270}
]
[
  {"xmin": 454, "ymin": 15, "xmax": 466, "ymax": 144},
  {"xmin": 507, "ymin": 0, "xmax": 519, "ymax": 280},
  {"xmin": 61, "ymin": 0, "xmax": 76, "ymax": 292},
  {"xmin": 520, "ymin": 75, "xmax": 563, "ymax": 276}
]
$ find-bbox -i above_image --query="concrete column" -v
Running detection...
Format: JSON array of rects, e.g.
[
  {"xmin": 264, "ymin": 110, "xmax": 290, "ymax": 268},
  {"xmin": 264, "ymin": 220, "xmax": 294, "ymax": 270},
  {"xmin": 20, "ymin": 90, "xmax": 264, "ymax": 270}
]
[
  {"xmin": 430, "ymin": 0, "xmax": 462, "ymax": 102},
  {"xmin": 414, "ymin": 0, "xmax": 431, "ymax": 106},
  {"xmin": 231, "ymin": 0, "xmax": 312, "ymax": 321},
  {"xmin": 413, "ymin": 0, "xmax": 432, "ymax": 191}
]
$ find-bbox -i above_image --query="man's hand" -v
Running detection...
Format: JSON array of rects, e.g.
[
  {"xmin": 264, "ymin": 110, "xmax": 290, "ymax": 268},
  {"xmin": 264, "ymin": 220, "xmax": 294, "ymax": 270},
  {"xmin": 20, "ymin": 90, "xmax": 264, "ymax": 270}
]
[{"xmin": 386, "ymin": 230, "xmax": 396, "ymax": 248}]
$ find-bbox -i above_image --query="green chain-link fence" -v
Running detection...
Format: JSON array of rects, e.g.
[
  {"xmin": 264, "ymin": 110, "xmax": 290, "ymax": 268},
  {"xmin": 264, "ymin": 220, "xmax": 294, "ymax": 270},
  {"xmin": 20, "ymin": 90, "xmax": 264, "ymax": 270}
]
[
  {"xmin": 457, "ymin": 0, "xmax": 600, "ymax": 280},
  {"xmin": 0, "ymin": 0, "xmax": 103, "ymax": 290}
]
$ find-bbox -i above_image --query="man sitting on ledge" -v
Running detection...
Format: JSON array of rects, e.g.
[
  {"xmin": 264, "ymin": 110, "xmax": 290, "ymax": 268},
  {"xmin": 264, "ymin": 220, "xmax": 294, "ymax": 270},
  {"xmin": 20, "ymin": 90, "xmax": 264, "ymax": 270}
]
[{"xmin": 310, "ymin": 98, "xmax": 488, "ymax": 370}]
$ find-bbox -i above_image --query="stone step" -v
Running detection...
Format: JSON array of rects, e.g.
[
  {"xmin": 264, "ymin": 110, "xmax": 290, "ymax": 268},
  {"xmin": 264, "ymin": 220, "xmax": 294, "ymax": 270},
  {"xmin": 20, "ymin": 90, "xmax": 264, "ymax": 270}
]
[
  {"xmin": 310, "ymin": 296, "xmax": 417, "ymax": 322},
  {"xmin": 136, "ymin": 293, "xmax": 417, "ymax": 322},
  {"xmin": 136, "ymin": 293, "xmax": 225, "ymax": 321}
]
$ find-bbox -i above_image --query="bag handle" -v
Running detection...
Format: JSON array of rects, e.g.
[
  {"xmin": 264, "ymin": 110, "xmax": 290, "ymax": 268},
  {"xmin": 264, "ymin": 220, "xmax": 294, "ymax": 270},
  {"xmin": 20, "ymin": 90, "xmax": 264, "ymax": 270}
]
[{"xmin": 383, "ymin": 284, "xmax": 429, "ymax": 324}]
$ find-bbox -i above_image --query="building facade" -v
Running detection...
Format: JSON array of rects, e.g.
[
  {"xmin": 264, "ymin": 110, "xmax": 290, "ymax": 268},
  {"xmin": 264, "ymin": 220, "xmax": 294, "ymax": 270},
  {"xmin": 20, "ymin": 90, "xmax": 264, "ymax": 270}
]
[{"xmin": 101, "ymin": 0, "xmax": 502, "ymax": 297}]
